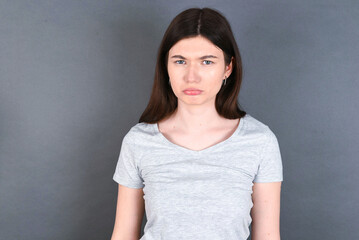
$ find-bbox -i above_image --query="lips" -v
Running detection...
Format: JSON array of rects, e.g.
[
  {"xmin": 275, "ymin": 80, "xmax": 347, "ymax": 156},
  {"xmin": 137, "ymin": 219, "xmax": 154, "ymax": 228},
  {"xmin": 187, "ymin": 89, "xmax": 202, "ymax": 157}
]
[{"xmin": 183, "ymin": 88, "xmax": 203, "ymax": 95}]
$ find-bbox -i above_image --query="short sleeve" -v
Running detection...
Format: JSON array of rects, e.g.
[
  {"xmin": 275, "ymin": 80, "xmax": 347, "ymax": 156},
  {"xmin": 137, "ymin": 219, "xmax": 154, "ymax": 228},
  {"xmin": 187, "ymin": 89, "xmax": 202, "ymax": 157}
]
[
  {"xmin": 113, "ymin": 133, "xmax": 144, "ymax": 189},
  {"xmin": 253, "ymin": 128, "xmax": 283, "ymax": 183}
]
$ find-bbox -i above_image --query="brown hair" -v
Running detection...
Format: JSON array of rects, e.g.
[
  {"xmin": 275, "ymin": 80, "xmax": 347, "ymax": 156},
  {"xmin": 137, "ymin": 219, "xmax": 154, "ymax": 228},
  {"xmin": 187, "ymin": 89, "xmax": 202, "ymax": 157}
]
[{"xmin": 139, "ymin": 7, "xmax": 246, "ymax": 123}]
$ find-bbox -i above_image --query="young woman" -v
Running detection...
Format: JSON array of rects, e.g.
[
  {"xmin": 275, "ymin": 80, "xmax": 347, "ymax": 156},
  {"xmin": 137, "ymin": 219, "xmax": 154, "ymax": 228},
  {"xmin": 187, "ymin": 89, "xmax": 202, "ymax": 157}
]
[{"xmin": 111, "ymin": 7, "xmax": 283, "ymax": 240}]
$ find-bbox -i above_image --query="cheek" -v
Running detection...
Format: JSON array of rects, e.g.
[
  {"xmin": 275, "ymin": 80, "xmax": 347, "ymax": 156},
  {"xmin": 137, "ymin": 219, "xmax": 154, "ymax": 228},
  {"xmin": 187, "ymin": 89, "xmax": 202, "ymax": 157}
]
[
  {"xmin": 207, "ymin": 68, "xmax": 225, "ymax": 88},
  {"xmin": 202, "ymin": 66, "xmax": 224, "ymax": 77},
  {"xmin": 167, "ymin": 66, "xmax": 179, "ymax": 81}
]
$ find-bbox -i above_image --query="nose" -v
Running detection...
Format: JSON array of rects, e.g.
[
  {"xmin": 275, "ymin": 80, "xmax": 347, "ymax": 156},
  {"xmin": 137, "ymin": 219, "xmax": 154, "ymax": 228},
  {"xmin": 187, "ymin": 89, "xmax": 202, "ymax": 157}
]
[{"xmin": 184, "ymin": 63, "xmax": 200, "ymax": 83}]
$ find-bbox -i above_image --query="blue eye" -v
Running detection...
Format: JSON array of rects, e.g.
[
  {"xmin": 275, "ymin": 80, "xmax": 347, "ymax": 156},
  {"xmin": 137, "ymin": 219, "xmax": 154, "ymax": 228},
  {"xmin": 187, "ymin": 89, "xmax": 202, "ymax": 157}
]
[
  {"xmin": 203, "ymin": 60, "xmax": 213, "ymax": 65},
  {"xmin": 175, "ymin": 60, "xmax": 185, "ymax": 64}
]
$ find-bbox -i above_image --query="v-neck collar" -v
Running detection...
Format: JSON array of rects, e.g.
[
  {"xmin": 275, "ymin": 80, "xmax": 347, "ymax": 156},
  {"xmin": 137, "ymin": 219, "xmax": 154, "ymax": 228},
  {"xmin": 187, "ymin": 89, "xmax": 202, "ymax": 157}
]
[{"xmin": 153, "ymin": 115, "xmax": 246, "ymax": 155}]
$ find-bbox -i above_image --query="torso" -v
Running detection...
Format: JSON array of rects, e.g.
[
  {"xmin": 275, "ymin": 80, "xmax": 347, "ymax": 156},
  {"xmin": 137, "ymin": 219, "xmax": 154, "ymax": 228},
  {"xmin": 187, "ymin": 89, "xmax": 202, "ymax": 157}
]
[{"xmin": 157, "ymin": 118, "xmax": 241, "ymax": 151}]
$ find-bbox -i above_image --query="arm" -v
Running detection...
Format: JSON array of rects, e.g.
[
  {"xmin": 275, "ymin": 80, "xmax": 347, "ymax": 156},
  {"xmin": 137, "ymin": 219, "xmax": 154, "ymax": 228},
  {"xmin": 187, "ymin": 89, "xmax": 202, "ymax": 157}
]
[
  {"xmin": 250, "ymin": 181, "xmax": 282, "ymax": 240},
  {"xmin": 111, "ymin": 184, "xmax": 145, "ymax": 240}
]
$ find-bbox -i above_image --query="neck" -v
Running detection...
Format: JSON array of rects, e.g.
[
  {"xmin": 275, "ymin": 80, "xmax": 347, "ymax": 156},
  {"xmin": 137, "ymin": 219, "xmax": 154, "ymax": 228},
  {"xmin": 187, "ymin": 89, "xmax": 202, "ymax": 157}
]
[{"xmin": 170, "ymin": 101, "xmax": 225, "ymax": 133}]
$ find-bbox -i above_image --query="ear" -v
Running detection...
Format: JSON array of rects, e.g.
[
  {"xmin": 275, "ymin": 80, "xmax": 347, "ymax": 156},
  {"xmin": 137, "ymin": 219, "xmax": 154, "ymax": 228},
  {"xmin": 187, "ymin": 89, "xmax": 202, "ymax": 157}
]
[{"xmin": 224, "ymin": 57, "xmax": 234, "ymax": 78}]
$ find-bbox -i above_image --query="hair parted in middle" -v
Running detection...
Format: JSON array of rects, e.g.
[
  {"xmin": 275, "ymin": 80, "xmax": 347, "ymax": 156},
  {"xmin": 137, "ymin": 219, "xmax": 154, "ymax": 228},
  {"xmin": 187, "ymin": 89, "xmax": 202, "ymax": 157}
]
[{"xmin": 139, "ymin": 7, "xmax": 246, "ymax": 123}]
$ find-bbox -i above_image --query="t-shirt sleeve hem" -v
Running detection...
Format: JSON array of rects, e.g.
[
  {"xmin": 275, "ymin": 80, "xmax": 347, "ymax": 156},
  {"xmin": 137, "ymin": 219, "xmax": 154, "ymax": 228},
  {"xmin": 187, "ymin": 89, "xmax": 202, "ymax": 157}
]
[
  {"xmin": 113, "ymin": 174, "xmax": 144, "ymax": 189},
  {"xmin": 253, "ymin": 176, "xmax": 283, "ymax": 183}
]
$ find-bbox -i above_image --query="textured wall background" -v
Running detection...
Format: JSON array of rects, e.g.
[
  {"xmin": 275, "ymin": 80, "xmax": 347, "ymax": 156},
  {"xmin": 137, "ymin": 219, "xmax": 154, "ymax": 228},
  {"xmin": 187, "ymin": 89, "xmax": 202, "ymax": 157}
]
[{"xmin": 0, "ymin": 0, "xmax": 358, "ymax": 239}]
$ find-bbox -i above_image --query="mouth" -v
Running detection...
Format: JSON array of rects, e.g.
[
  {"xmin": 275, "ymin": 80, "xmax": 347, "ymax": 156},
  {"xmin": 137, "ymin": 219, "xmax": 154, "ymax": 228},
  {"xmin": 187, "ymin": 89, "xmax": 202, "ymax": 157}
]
[{"xmin": 183, "ymin": 88, "xmax": 203, "ymax": 95}]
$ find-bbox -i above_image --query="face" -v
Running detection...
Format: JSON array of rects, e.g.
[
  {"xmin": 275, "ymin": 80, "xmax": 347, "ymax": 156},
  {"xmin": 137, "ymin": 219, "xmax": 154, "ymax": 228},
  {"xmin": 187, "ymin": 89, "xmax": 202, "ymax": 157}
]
[{"xmin": 167, "ymin": 35, "xmax": 233, "ymax": 108}]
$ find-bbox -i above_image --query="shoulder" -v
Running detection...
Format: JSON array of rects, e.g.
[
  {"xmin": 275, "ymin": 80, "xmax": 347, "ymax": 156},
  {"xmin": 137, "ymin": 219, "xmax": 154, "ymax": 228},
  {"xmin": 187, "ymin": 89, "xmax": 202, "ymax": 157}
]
[
  {"xmin": 239, "ymin": 114, "xmax": 279, "ymax": 146},
  {"xmin": 241, "ymin": 114, "xmax": 272, "ymax": 134},
  {"xmin": 122, "ymin": 122, "xmax": 157, "ymax": 145}
]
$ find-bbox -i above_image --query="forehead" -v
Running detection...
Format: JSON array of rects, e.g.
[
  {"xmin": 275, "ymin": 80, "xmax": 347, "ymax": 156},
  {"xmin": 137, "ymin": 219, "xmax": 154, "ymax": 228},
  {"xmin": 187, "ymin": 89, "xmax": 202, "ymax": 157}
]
[{"xmin": 169, "ymin": 36, "xmax": 223, "ymax": 57}]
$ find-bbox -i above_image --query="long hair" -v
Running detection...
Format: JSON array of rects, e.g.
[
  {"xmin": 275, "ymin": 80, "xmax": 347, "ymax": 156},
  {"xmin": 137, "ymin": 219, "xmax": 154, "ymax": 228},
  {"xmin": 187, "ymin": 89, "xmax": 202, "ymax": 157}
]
[{"xmin": 139, "ymin": 7, "xmax": 246, "ymax": 123}]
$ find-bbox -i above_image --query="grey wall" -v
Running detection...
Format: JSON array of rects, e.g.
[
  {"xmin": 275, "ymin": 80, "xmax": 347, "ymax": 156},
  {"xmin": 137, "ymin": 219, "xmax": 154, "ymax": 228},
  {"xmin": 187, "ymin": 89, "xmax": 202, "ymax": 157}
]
[{"xmin": 1, "ymin": 1, "xmax": 358, "ymax": 239}]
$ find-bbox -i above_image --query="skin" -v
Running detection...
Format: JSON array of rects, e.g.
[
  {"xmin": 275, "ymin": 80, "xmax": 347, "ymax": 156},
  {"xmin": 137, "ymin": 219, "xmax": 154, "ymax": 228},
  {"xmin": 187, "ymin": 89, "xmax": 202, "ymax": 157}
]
[
  {"xmin": 111, "ymin": 35, "xmax": 282, "ymax": 240},
  {"xmin": 165, "ymin": 35, "xmax": 234, "ymax": 135},
  {"xmin": 158, "ymin": 35, "xmax": 240, "ymax": 151},
  {"xmin": 111, "ymin": 186, "xmax": 144, "ymax": 240},
  {"xmin": 251, "ymin": 181, "xmax": 282, "ymax": 240}
]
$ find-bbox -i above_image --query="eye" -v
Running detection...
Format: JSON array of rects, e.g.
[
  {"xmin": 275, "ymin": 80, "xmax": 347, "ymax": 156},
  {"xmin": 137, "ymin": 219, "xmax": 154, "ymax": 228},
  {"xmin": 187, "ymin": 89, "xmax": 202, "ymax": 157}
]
[
  {"xmin": 175, "ymin": 60, "xmax": 185, "ymax": 64},
  {"xmin": 203, "ymin": 60, "xmax": 213, "ymax": 65}
]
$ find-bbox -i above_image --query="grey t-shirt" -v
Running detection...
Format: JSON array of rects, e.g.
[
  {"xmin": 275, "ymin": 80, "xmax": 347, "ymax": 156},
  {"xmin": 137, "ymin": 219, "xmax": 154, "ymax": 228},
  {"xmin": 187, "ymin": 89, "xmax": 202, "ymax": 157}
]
[{"xmin": 113, "ymin": 113, "xmax": 283, "ymax": 240}]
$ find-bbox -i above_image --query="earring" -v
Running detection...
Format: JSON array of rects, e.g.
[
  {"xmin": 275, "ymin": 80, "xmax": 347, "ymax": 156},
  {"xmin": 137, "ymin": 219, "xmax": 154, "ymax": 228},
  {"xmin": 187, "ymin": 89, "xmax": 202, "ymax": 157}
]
[{"xmin": 223, "ymin": 76, "xmax": 227, "ymax": 86}]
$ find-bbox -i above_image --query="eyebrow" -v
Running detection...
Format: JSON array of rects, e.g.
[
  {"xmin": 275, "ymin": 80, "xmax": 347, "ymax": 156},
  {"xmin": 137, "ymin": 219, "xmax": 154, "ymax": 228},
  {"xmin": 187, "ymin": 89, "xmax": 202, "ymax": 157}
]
[{"xmin": 170, "ymin": 55, "xmax": 218, "ymax": 60}]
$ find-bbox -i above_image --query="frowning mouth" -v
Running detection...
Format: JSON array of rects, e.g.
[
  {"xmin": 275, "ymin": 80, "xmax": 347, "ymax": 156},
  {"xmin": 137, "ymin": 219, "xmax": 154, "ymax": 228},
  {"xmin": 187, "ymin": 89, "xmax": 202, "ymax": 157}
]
[{"xmin": 183, "ymin": 88, "xmax": 203, "ymax": 95}]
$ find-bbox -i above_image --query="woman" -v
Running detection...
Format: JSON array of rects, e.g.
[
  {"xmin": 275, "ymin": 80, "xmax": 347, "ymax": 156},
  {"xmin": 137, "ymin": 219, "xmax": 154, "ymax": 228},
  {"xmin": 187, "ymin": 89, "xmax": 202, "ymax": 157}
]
[{"xmin": 111, "ymin": 7, "xmax": 283, "ymax": 240}]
